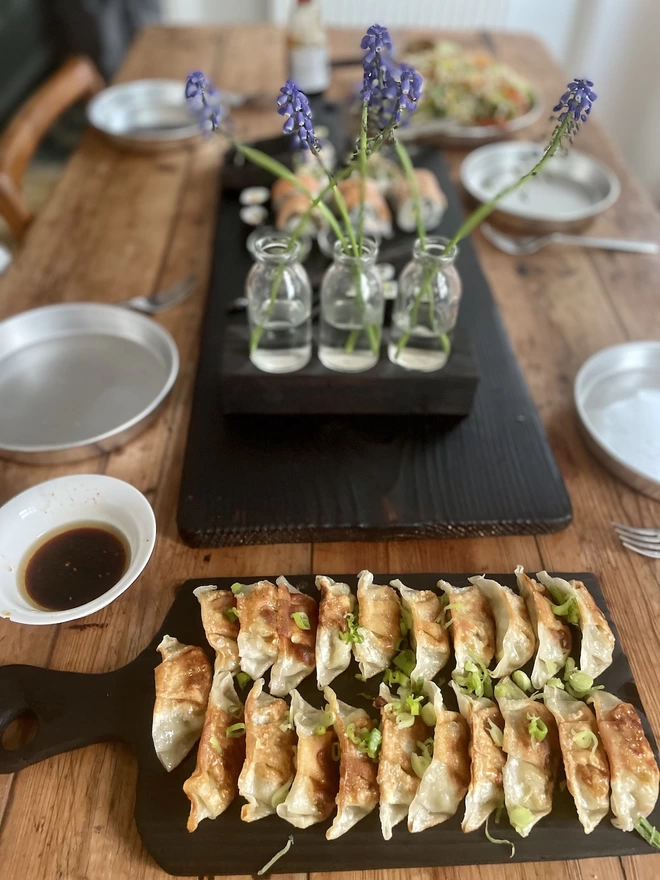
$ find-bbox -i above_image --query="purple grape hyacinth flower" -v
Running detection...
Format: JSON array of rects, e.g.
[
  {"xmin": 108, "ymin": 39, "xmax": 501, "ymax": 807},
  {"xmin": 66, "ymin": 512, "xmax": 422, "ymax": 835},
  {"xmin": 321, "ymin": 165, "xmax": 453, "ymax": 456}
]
[
  {"xmin": 276, "ymin": 80, "xmax": 318, "ymax": 150},
  {"xmin": 553, "ymin": 78, "xmax": 597, "ymax": 134},
  {"xmin": 360, "ymin": 24, "xmax": 392, "ymax": 63},
  {"xmin": 185, "ymin": 70, "xmax": 224, "ymax": 132}
]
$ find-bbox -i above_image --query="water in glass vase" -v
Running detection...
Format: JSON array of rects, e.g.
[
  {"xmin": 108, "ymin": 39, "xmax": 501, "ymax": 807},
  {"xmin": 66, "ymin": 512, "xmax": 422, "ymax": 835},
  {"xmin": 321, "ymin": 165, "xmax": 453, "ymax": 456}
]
[
  {"xmin": 389, "ymin": 304, "xmax": 451, "ymax": 372},
  {"xmin": 318, "ymin": 301, "xmax": 382, "ymax": 372},
  {"xmin": 249, "ymin": 299, "xmax": 311, "ymax": 373}
]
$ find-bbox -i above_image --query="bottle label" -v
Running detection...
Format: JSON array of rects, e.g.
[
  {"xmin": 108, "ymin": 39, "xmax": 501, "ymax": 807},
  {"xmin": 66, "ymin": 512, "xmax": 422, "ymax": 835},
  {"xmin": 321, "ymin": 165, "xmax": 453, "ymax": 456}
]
[{"xmin": 290, "ymin": 45, "xmax": 329, "ymax": 94}]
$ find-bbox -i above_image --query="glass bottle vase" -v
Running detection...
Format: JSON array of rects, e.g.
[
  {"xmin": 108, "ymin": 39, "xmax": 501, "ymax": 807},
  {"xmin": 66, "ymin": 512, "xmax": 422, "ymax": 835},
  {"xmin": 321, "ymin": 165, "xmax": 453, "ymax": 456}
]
[
  {"xmin": 388, "ymin": 235, "xmax": 462, "ymax": 372},
  {"xmin": 246, "ymin": 232, "xmax": 312, "ymax": 373},
  {"xmin": 318, "ymin": 236, "xmax": 384, "ymax": 373}
]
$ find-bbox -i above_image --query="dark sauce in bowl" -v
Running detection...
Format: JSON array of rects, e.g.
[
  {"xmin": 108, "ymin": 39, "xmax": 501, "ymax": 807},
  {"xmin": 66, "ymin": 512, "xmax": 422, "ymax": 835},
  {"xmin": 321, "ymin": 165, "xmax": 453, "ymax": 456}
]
[{"xmin": 21, "ymin": 523, "xmax": 129, "ymax": 611}]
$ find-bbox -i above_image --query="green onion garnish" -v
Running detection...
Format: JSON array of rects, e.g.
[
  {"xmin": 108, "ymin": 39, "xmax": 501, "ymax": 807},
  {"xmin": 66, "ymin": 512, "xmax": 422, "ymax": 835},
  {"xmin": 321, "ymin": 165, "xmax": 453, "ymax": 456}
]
[
  {"xmin": 527, "ymin": 714, "xmax": 548, "ymax": 742},
  {"xmin": 209, "ymin": 734, "xmax": 223, "ymax": 754},
  {"xmin": 551, "ymin": 596, "xmax": 580, "ymax": 626},
  {"xmin": 365, "ymin": 727, "xmax": 382, "ymax": 760},
  {"xmin": 453, "ymin": 659, "xmax": 493, "ymax": 699},
  {"xmin": 271, "ymin": 777, "xmax": 293, "ymax": 807},
  {"xmin": 485, "ymin": 817, "xmax": 515, "ymax": 858},
  {"xmin": 393, "ymin": 649, "xmax": 416, "ymax": 677},
  {"xmin": 230, "ymin": 582, "xmax": 243, "ymax": 594},
  {"xmin": 235, "ymin": 671, "xmax": 251, "ymax": 689},
  {"xmin": 406, "ymin": 694, "xmax": 423, "ymax": 716},
  {"xmin": 257, "ymin": 835, "xmax": 294, "ymax": 876},
  {"xmin": 411, "ymin": 752, "xmax": 431, "ymax": 778},
  {"xmin": 572, "ymin": 729, "xmax": 599, "ymax": 754},
  {"xmin": 635, "ymin": 817, "xmax": 660, "ymax": 849},
  {"xmin": 355, "ymin": 673, "xmax": 365, "ymax": 682},
  {"xmin": 226, "ymin": 722, "xmax": 246, "ymax": 738},
  {"xmin": 488, "ymin": 719, "xmax": 504, "ymax": 747},
  {"xmin": 512, "ymin": 670, "xmax": 532, "ymax": 693},
  {"xmin": 420, "ymin": 702, "xmax": 436, "ymax": 727},
  {"xmin": 223, "ymin": 607, "xmax": 240, "ymax": 622},
  {"xmin": 400, "ymin": 606, "xmax": 413, "ymax": 637},
  {"xmin": 321, "ymin": 709, "xmax": 336, "ymax": 727},
  {"xmin": 290, "ymin": 611, "xmax": 310, "ymax": 630},
  {"xmin": 227, "ymin": 702, "xmax": 243, "ymax": 717},
  {"xmin": 346, "ymin": 722, "xmax": 381, "ymax": 760},
  {"xmin": 395, "ymin": 712, "xmax": 415, "ymax": 729},
  {"xmin": 509, "ymin": 806, "xmax": 533, "ymax": 832},
  {"xmin": 383, "ymin": 668, "xmax": 410, "ymax": 688},
  {"xmin": 313, "ymin": 725, "xmax": 327, "ymax": 736},
  {"xmin": 339, "ymin": 612, "xmax": 364, "ymax": 644},
  {"xmin": 545, "ymin": 677, "xmax": 564, "ymax": 689}
]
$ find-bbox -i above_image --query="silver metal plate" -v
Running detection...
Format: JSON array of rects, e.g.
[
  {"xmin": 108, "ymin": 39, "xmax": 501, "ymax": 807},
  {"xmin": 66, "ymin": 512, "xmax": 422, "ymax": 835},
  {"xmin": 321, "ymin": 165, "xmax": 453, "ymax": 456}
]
[
  {"xmin": 575, "ymin": 342, "xmax": 660, "ymax": 500},
  {"xmin": 87, "ymin": 79, "xmax": 199, "ymax": 152},
  {"xmin": 460, "ymin": 141, "xmax": 621, "ymax": 234},
  {"xmin": 399, "ymin": 99, "xmax": 543, "ymax": 147},
  {"xmin": 0, "ymin": 303, "xmax": 179, "ymax": 463}
]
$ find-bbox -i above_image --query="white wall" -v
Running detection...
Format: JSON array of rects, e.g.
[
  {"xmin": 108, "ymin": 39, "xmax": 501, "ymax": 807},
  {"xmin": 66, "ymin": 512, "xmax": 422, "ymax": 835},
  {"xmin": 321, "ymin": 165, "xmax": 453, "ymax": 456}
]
[{"xmin": 161, "ymin": 0, "xmax": 267, "ymax": 24}]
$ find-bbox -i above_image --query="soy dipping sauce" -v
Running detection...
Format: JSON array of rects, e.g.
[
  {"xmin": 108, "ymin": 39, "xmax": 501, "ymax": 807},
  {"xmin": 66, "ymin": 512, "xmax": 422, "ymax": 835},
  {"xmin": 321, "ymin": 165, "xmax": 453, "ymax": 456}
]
[{"xmin": 21, "ymin": 523, "xmax": 129, "ymax": 611}]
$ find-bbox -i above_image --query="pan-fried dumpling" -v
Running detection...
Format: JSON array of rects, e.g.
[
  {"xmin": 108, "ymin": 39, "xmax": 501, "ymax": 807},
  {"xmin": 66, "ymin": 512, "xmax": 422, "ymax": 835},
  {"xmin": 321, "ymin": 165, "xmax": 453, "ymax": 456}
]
[
  {"xmin": 236, "ymin": 580, "xmax": 279, "ymax": 679},
  {"xmin": 277, "ymin": 690, "xmax": 338, "ymax": 828},
  {"xmin": 437, "ymin": 579, "xmax": 496, "ymax": 673},
  {"xmin": 183, "ymin": 670, "xmax": 245, "ymax": 831},
  {"xmin": 451, "ymin": 682, "xmax": 505, "ymax": 832},
  {"xmin": 495, "ymin": 677, "xmax": 560, "ymax": 837},
  {"xmin": 270, "ymin": 576, "xmax": 317, "ymax": 696},
  {"xmin": 544, "ymin": 684, "xmax": 609, "ymax": 833},
  {"xmin": 353, "ymin": 570, "xmax": 401, "ymax": 680},
  {"xmin": 515, "ymin": 567, "xmax": 571, "ymax": 689},
  {"xmin": 324, "ymin": 686, "xmax": 379, "ymax": 839},
  {"xmin": 315, "ymin": 576, "xmax": 356, "ymax": 688},
  {"xmin": 238, "ymin": 679, "xmax": 296, "ymax": 822},
  {"xmin": 193, "ymin": 585, "xmax": 240, "ymax": 672},
  {"xmin": 536, "ymin": 572, "xmax": 615, "ymax": 679},
  {"xmin": 591, "ymin": 690, "xmax": 659, "ymax": 831},
  {"xmin": 378, "ymin": 683, "xmax": 431, "ymax": 839},
  {"xmin": 469, "ymin": 576, "xmax": 535, "ymax": 680},
  {"xmin": 152, "ymin": 635, "xmax": 212, "ymax": 772},
  {"xmin": 391, "ymin": 579, "xmax": 450, "ymax": 681},
  {"xmin": 408, "ymin": 681, "xmax": 470, "ymax": 833}
]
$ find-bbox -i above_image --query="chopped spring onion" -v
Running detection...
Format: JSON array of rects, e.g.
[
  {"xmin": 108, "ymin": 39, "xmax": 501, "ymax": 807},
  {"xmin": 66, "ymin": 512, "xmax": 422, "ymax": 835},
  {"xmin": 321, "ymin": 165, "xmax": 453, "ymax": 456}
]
[
  {"xmin": 339, "ymin": 612, "xmax": 364, "ymax": 644},
  {"xmin": 405, "ymin": 694, "xmax": 423, "ymax": 716},
  {"xmin": 572, "ymin": 729, "xmax": 599, "ymax": 754},
  {"xmin": 509, "ymin": 806, "xmax": 533, "ymax": 832},
  {"xmin": 271, "ymin": 777, "xmax": 293, "ymax": 808},
  {"xmin": 321, "ymin": 709, "xmax": 336, "ymax": 727},
  {"xmin": 355, "ymin": 673, "xmax": 365, "ymax": 682},
  {"xmin": 313, "ymin": 725, "xmax": 327, "ymax": 736},
  {"xmin": 551, "ymin": 596, "xmax": 580, "ymax": 626},
  {"xmin": 400, "ymin": 606, "xmax": 413, "ymax": 636},
  {"xmin": 365, "ymin": 727, "xmax": 382, "ymax": 760},
  {"xmin": 635, "ymin": 817, "xmax": 660, "ymax": 849},
  {"xmin": 565, "ymin": 670, "xmax": 603, "ymax": 700},
  {"xmin": 235, "ymin": 671, "xmax": 251, "ymax": 689},
  {"xmin": 494, "ymin": 802, "xmax": 504, "ymax": 824},
  {"xmin": 358, "ymin": 692, "xmax": 374, "ymax": 701},
  {"xmin": 512, "ymin": 670, "xmax": 532, "ymax": 693},
  {"xmin": 332, "ymin": 742, "xmax": 341, "ymax": 761},
  {"xmin": 346, "ymin": 723, "xmax": 382, "ymax": 760},
  {"xmin": 494, "ymin": 679, "xmax": 522, "ymax": 701},
  {"xmin": 257, "ymin": 834, "xmax": 294, "ymax": 876},
  {"xmin": 226, "ymin": 722, "xmax": 246, "ymax": 738},
  {"xmin": 527, "ymin": 714, "xmax": 548, "ymax": 742},
  {"xmin": 279, "ymin": 720, "xmax": 293, "ymax": 732},
  {"xmin": 529, "ymin": 691, "xmax": 544, "ymax": 701},
  {"xmin": 563, "ymin": 657, "xmax": 576, "ymax": 678},
  {"xmin": 393, "ymin": 649, "xmax": 416, "ymax": 677},
  {"xmin": 544, "ymin": 661, "xmax": 560, "ymax": 676},
  {"xmin": 416, "ymin": 738, "xmax": 434, "ymax": 761},
  {"xmin": 230, "ymin": 582, "xmax": 243, "ymax": 594},
  {"xmin": 420, "ymin": 702, "xmax": 436, "ymax": 727},
  {"xmin": 291, "ymin": 611, "xmax": 310, "ymax": 630},
  {"xmin": 383, "ymin": 668, "xmax": 410, "ymax": 688},
  {"xmin": 395, "ymin": 712, "xmax": 415, "ymax": 729},
  {"xmin": 453, "ymin": 659, "xmax": 493, "ymax": 699},
  {"xmin": 545, "ymin": 677, "xmax": 564, "ymax": 689},
  {"xmin": 488, "ymin": 719, "xmax": 504, "ymax": 747},
  {"xmin": 394, "ymin": 636, "xmax": 406, "ymax": 651},
  {"xmin": 411, "ymin": 752, "xmax": 431, "ymax": 778},
  {"xmin": 227, "ymin": 702, "xmax": 243, "ymax": 717},
  {"xmin": 485, "ymin": 817, "xmax": 515, "ymax": 858},
  {"xmin": 209, "ymin": 734, "xmax": 223, "ymax": 754},
  {"xmin": 223, "ymin": 607, "xmax": 240, "ymax": 622}
]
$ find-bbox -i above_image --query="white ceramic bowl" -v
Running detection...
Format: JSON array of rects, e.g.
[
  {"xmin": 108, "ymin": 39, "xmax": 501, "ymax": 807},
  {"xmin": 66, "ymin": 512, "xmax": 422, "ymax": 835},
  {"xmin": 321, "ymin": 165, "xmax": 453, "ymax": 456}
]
[{"xmin": 0, "ymin": 475, "xmax": 156, "ymax": 624}]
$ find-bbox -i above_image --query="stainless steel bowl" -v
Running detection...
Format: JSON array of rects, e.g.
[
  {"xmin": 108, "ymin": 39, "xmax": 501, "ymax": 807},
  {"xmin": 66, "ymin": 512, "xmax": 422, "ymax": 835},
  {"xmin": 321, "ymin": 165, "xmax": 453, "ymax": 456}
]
[
  {"xmin": 460, "ymin": 141, "xmax": 621, "ymax": 234},
  {"xmin": 0, "ymin": 303, "xmax": 179, "ymax": 464},
  {"xmin": 575, "ymin": 341, "xmax": 660, "ymax": 500},
  {"xmin": 87, "ymin": 79, "xmax": 199, "ymax": 152}
]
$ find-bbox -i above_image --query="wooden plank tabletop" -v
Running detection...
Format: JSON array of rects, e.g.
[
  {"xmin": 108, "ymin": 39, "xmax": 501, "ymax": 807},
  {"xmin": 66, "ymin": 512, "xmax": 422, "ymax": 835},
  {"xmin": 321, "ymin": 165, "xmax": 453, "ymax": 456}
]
[{"xmin": 0, "ymin": 23, "xmax": 659, "ymax": 880}]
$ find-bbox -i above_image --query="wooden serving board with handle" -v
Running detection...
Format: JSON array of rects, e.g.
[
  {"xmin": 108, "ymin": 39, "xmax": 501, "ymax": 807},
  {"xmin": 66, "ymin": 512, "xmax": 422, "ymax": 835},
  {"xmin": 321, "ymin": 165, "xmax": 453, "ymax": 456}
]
[{"xmin": 1, "ymin": 574, "xmax": 658, "ymax": 876}]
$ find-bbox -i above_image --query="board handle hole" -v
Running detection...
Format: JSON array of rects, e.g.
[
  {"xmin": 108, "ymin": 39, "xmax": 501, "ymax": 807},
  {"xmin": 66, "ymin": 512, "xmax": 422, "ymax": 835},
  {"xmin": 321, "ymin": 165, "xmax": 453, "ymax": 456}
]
[{"xmin": 1, "ymin": 710, "xmax": 39, "ymax": 751}]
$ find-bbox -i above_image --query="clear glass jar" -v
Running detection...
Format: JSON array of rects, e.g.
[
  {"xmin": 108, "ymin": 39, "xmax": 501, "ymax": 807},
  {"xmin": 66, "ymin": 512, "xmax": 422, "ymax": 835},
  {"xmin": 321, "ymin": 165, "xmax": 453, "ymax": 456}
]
[
  {"xmin": 318, "ymin": 236, "xmax": 384, "ymax": 373},
  {"xmin": 246, "ymin": 232, "xmax": 312, "ymax": 373},
  {"xmin": 388, "ymin": 235, "xmax": 462, "ymax": 372}
]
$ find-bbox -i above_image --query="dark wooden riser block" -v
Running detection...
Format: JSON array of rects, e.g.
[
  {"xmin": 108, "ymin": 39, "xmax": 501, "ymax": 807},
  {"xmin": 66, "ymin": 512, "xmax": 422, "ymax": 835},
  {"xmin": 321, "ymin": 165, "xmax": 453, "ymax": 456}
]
[{"xmin": 220, "ymin": 324, "xmax": 479, "ymax": 415}]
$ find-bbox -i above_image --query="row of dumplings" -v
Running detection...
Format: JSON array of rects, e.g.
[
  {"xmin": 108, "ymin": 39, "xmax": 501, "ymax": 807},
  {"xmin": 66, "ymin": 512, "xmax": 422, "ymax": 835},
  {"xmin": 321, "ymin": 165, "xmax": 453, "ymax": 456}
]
[
  {"xmin": 153, "ymin": 639, "xmax": 659, "ymax": 840},
  {"xmin": 188, "ymin": 568, "xmax": 616, "ymax": 697}
]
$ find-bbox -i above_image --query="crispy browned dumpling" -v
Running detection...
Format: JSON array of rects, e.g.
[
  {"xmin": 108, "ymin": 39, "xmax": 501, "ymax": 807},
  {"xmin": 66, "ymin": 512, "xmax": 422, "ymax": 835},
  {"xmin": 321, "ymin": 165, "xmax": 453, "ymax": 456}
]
[
  {"xmin": 591, "ymin": 690, "xmax": 659, "ymax": 831},
  {"xmin": 452, "ymin": 683, "xmax": 505, "ymax": 832},
  {"xmin": 193, "ymin": 585, "xmax": 240, "ymax": 672},
  {"xmin": 437, "ymin": 579, "xmax": 496, "ymax": 673},
  {"xmin": 236, "ymin": 580, "xmax": 279, "ymax": 679},
  {"xmin": 183, "ymin": 670, "xmax": 245, "ymax": 831},
  {"xmin": 152, "ymin": 635, "xmax": 212, "ymax": 772},
  {"xmin": 378, "ymin": 683, "xmax": 431, "ymax": 839},
  {"xmin": 315, "ymin": 576, "xmax": 356, "ymax": 688},
  {"xmin": 324, "ymin": 686, "xmax": 379, "ymax": 839},
  {"xmin": 469, "ymin": 575, "xmax": 535, "ymax": 679},
  {"xmin": 277, "ymin": 690, "xmax": 339, "ymax": 827},
  {"xmin": 270, "ymin": 576, "xmax": 318, "ymax": 696},
  {"xmin": 353, "ymin": 570, "xmax": 401, "ymax": 679},
  {"xmin": 392, "ymin": 579, "xmax": 450, "ymax": 681},
  {"xmin": 544, "ymin": 684, "xmax": 609, "ymax": 833},
  {"xmin": 238, "ymin": 679, "xmax": 296, "ymax": 822},
  {"xmin": 515, "ymin": 567, "xmax": 571, "ymax": 689}
]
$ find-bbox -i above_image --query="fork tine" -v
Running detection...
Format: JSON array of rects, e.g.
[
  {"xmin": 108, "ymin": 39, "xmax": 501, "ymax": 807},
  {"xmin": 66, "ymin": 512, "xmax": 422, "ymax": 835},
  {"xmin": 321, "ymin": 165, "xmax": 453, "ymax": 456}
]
[
  {"xmin": 612, "ymin": 521, "xmax": 660, "ymax": 539},
  {"xmin": 618, "ymin": 534, "xmax": 660, "ymax": 551},
  {"xmin": 621, "ymin": 541, "xmax": 660, "ymax": 560}
]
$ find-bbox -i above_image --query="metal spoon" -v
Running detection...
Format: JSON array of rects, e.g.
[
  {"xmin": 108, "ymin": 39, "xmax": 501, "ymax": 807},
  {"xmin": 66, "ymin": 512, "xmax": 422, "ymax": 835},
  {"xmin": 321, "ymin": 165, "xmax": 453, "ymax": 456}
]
[
  {"xmin": 481, "ymin": 223, "xmax": 660, "ymax": 256},
  {"xmin": 121, "ymin": 274, "xmax": 197, "ymax": 314}
]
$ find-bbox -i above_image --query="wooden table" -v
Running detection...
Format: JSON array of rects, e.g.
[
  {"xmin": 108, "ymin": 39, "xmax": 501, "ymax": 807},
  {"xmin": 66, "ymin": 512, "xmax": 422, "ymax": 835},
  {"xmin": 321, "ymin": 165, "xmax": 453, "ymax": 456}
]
[{"xmin": 0, "ymin": 23, "xmax": 659, "ymax": 880}]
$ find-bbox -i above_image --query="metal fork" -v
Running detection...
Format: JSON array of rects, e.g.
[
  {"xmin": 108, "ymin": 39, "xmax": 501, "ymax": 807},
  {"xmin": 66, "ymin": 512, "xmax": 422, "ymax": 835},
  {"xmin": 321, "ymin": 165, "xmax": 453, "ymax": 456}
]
[
  {"xmin": 121, "ymin": 274, "xmax": 197, "ymax": 314},
  {"xmin": 613, "ymin": 521, "xmax": 660, "ymax": 558}
]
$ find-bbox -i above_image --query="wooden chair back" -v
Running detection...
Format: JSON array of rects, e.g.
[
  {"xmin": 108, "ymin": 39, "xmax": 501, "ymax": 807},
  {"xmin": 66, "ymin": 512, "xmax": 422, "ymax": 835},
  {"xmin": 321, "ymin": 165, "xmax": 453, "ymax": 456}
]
[{"xmin": 0, "ymin": 55, "xmax": 104, "ymax": 241}]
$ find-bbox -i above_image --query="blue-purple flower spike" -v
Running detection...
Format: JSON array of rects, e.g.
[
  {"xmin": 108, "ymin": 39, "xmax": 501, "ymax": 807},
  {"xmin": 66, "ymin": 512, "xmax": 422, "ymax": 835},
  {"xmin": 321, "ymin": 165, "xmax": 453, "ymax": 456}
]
[
  {"xmin": 360, "ymin": 24, "xmax": 392, "ymax": 63},
  {"xmin": 185, "ymin": 71, "xmax": 224, "ymax": 132},
  {"xmin": 553, "ymin": 78, "xmax": 597, "ymax": 135},
  {"xmin": 276, "ymin": 80, "xmax": 318, "ymax": 150}
]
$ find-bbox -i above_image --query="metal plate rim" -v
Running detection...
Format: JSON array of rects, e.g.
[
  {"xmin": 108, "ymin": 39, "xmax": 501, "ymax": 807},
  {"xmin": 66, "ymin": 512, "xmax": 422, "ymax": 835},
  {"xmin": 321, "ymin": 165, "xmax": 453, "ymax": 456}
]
[
  {"xmin": 399, "ymin": 96, "xmax": 543, "ymax": 143},
  {"xmin": 0, "ymin": 302, "xmax": 179, "ymax": 457}
]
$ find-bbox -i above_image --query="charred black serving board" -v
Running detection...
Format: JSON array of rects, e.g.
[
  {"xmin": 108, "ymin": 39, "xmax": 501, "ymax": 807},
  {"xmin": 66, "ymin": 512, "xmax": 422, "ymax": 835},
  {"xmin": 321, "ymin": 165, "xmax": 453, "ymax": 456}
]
[
  {"xmin": 177, "ymin": 147, "xmax": 571, "ymax": 546},
  {"xmin": 0, "ymin": 573, "xmax": 658, "ymax": 877}
]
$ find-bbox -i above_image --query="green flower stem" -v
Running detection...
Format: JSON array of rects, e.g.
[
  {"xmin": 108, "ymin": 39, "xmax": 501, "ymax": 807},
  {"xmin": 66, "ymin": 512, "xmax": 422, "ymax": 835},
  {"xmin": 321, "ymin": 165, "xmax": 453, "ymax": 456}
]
[
  {"xmin": 357, "ymin": 102, "xmax": 369, "ymax": 252},
  {"xmin": 394, "ymin": 139, "xmax": 426, "ymax": 250},
  {"xmin": 440, "ymin": 115, "xmax": 571, "ymax": 255}
]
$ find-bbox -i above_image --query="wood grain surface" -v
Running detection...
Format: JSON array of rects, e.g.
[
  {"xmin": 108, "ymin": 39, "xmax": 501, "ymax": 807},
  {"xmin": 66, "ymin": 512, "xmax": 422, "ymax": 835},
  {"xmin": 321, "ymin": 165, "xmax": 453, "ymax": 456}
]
[{"xmin": 0, "ymin": 23, "xmax": 659, "ymax": 880}]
